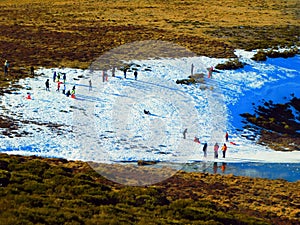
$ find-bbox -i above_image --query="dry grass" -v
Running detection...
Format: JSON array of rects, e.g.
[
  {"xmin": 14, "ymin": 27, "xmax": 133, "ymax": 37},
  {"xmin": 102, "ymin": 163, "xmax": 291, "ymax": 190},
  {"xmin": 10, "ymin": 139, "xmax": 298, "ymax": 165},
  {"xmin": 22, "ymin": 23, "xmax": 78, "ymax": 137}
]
[{"xmin": 0, "ymin": 0, "xmax": 298, "ymax": 72}]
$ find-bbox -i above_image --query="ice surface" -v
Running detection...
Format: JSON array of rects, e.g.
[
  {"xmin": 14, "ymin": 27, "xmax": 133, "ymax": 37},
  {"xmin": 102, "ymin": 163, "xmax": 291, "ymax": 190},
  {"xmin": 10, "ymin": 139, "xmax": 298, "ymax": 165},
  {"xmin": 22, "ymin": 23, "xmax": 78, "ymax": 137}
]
[{"xmin": 1, "ymin": 51, "xmax": 300, "ymax": 164}]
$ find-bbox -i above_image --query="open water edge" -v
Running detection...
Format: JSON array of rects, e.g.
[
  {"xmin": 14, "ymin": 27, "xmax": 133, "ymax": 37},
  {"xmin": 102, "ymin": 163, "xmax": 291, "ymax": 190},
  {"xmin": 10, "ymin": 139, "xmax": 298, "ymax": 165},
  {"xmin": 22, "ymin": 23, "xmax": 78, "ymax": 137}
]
[{"xmin": 182, "ymin": 162, "xmax": 300, "ymax": 182}]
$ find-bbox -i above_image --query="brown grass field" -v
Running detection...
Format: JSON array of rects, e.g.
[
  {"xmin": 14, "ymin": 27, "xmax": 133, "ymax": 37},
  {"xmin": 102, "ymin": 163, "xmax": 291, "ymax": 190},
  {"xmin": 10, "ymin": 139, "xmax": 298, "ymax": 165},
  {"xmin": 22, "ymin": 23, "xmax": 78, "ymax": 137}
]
[{"xmin": 0, "ymin": 0, "xmax": 299, "ymax": 73}]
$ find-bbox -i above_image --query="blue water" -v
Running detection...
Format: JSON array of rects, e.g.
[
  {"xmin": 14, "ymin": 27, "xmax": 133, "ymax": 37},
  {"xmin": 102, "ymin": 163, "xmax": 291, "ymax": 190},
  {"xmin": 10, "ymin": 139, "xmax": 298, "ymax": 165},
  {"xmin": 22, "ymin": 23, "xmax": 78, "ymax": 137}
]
[
  {"xmin": 228, "ymin": 54, "xmax": 300, "ymax": 132},
  {"xmin": 183, "ymin": 162, "xmax": 300, "ymax": 182}
]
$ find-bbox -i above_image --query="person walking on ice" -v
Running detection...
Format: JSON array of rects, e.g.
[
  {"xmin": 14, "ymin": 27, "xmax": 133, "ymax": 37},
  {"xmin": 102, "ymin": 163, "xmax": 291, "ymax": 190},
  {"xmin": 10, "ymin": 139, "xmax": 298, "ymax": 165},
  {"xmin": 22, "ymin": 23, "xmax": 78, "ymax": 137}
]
[
  {"xmin": 62, "ymin": 84, "xmax": 66, "ymax": 94},
  {"xmin": 202, "ymin": 142, "xmax": 208, "ymax": 158},
  {"xmin": 56, "ymin": 72, "xmax": 61, "ymax": 82},
  {"xmin": 225, "ymin": 131, "xmax": 229, "ymax": 142},
  {"xmin": 66, "ymin": 90, "xmax": 71, "ymax": 97},
  {"xmin": 207, "ymin": 66, "xmax": 213, "ymax": 78},
  {"xmin": 134, "ymin": 70, "xmax": 138, "ymax": 80},
  {"xmin": 71, "ymin": 85, "xmax": 76, "ymax": 98},
  {"xmin": 53, "ymin": 71, "xmax": 57, "ymax": 82},
  {"xmin": 123, "ymin": 67, "xmax": 127, "ymax": 79},
  {"xmin": 183, "ymin": 128, "xmax": 187, "ymax": 139},
  {"xmin": 221, "ymin": 143, "xmax": 227, "ymax": 158},
  {"xmin": 214, "ymin": 142, "xmax": 219, "ymax": 159},
  {"xmin": 45, "ymin": 79, "xmax": 50, "ymax": 91},
  {"xmin": 102, "ymin": 70, "xmax": 108, "ymax": 82},
  {"xmin": 89, "ymin": 79, "xmax": 92, "ymax": 91},
  {"xmin": 63, "ymin": 73, "xmax": 66, "ymax": 83},
  {"xmin": 112, "ymin": 66, "xmax": 115, "ymax": 77},
  {"xmin": 56, "ymin": 81, "xmax": 62, "ymax": 92}
]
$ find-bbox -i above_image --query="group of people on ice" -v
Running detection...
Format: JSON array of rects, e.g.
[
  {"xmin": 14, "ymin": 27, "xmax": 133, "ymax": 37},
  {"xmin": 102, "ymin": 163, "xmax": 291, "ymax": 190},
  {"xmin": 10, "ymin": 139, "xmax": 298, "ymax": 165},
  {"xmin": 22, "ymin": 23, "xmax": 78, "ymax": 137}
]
[
  {"xmin": 192, "ymin": 131, "xmax": 229, "ymax": 159},
  {"xmin": 45, "ymin": 67, "xmax": 139, "ymax": 98},
  {"xmin": 45, "ymin": 71, "xmax": 76, "ymax": 98}
]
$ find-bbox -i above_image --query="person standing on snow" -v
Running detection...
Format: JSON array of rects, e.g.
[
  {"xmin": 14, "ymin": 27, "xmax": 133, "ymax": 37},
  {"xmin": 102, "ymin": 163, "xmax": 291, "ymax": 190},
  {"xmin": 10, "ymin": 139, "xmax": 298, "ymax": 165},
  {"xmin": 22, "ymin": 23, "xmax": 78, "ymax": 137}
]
[
  {"xmin": 71, "ymin": 85, "xmax": 76, "ymax": 95},
  {"xmin": 62, "ymin": 84, "xmax": 66, "ymax": 94},
  {"xmin": 66, "ymin": 90, "xmax": 71, "ymax": 97},
  {"xmin": 225, "ymin": 131, "xmax": 229, "ymax": 142},
  {"xmin": 123, "ymin": 67, "xmax": 127, "ymax": 79},
  {"xmin": 102, "ymin": 70, "xmax": 108, "ymax": 82},
  {"xmin": 89, "ymin": 80, "xmax": 92, "ymax": 91},
  {"xmin": 183, "ymin": 128, "xmax": 187, "ymax": 139},
  {"xmin": 56, "ymin": 81, "xmax": 61, "ymax": 92},
  {"xmin": 57, "ymin": 72, "xmax": 61, "ymax": 82},
  {"xmin": 63, "ymin": 73, "xmax": 66, "ymax": 83},
  {"xmin": 221, "ymin": 143, "xmax": 227, "ymax": 158},
  {"xmin": 191, "ymin": 63, "xmax": 194, "ymax": 75},
  {"xmin": 134, "ymin": 70, "xmax": 138, "ymax": 80},
  {"xmin": 53, "ymin": 71, "xmax": 57, "ymax": 82},
  {"xmin": 214, "ymin": 142, "xmax": 219, "ymax": 159},
  {"xmin": 112, "ymin": 66, "xmax": 115, "ymax": 77},
  {"xmin": 208, "ymin": 66, "xmax": 213, "ymax": 78},
  {"xmin": 45, "ymin": 79, "xmax": 50, "ymax": 91},
  {"xmin": 203, "ymin": 142, "xmax": 208, "ymax": 158}
]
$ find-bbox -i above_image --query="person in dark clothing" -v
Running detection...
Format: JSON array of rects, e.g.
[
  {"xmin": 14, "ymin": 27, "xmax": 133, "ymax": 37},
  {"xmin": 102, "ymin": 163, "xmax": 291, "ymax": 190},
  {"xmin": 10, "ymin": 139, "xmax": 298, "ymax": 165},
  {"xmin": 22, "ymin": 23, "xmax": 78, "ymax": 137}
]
[
  {"xmin": 66, "ymin": 90, "xmax": 71, "ymax": 97},
  {"xmin": 30, "ymin": 66, "xmax": 34, "ymax": 76},
  {"xmin": 203, "ymin": 142, "xmax": 208, "ymax": 157},
  {"xmin": 62, "ymin": 84, "xmax": 66, "ymax": 94},
  {"xmin": 45, "ymin": 79, "xmax": 50, "ymax": 91},
  {"xmin": 124, "ymin": 67, "xmax": 127, "ymax": 79},
  {"xmin": 4, "ymin": 60, "xmax": 9, "ymax": 76},
  {"xmin": 89, "ymin": 80, "xmax": 92, "ymax": 91},
  {"xmin": 53, "ymin": 71, "xmax": 57, "ymax": 82},
  {"xmin": 144, "ymin": 109, "xmax": 150, "ymax": 115},
  {"xmin": 63, "ymin": 73, "xmax": 66, "ymax": 83},
  {"xmin": 183, "ymin": 128, "xmax": 187, "ymax": 139},
  {"xmin": 134, "ymin": 71, "xmax": 138, "ymax": 80},
  {"xmin": 112, "ymin": 66, "xmax": 115, "ymax": 77}
]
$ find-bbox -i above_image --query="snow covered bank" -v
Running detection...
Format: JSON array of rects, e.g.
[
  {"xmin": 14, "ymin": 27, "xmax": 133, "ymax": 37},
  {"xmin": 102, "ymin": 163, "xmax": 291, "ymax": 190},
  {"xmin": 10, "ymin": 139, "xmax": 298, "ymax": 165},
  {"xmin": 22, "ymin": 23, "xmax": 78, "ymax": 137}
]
[{"xmin": 0, "ymin": 51, "xmax": 300, "ymax": 164}]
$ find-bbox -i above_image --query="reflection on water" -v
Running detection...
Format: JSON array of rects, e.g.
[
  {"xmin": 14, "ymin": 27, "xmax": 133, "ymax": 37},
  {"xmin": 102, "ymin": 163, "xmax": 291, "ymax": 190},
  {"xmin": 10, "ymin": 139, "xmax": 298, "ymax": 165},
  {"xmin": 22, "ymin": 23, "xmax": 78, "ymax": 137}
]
[
  {"xmin": 213, "ymin": 162, "xmax": 227, "ymax": 174},
  {"xmin": 182, "ymin": 162, "xmax": 300, "ymax": 182}
]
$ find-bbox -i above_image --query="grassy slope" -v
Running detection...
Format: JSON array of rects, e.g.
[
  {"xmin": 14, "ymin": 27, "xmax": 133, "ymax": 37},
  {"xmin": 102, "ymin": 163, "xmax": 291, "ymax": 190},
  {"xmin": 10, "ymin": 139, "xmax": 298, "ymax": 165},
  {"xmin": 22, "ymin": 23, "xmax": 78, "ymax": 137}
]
[{"xmin": 0, "ymin": 154, "xmax": 300, "ymax": 225}]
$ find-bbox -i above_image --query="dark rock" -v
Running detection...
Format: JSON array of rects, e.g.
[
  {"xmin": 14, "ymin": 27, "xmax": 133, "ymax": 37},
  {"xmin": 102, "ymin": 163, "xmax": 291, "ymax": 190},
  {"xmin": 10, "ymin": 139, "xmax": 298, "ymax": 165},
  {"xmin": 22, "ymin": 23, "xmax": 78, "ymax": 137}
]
[
  {"xmin": 137, "ymin": 160, "xmax": 157, "ymax": 166},
  {"xmin": 0, "ymin": 160, "xmax": 9, "ymax": 170}
]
